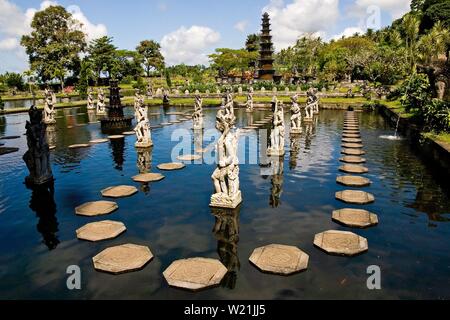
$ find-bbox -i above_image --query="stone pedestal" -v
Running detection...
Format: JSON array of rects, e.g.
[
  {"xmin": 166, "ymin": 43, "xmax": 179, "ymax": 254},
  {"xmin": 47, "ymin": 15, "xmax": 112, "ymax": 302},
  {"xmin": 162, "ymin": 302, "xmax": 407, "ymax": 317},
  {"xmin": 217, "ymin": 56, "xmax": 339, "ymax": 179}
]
[{"xmin": 210, "ymin": 190, "xmax": 242, "ymax": 209}]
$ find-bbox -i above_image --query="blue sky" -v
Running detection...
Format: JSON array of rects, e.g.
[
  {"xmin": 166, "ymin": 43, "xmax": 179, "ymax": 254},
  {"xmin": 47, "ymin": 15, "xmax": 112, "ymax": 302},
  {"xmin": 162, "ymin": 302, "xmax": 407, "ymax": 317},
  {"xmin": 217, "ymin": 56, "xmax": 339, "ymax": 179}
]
[{"xmin": 0, "ymin": 0, "xmax": 412, "ymax": 73}]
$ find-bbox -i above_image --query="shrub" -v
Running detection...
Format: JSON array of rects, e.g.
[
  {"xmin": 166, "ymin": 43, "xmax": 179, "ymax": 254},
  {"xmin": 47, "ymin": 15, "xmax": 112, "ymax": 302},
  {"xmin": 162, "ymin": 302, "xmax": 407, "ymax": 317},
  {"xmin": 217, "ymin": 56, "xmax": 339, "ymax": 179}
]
[
  {"xmin": 399, "ymin": 73, "xmax": 431, "ymax": 113},
  {"xmin": 421, "ymin": 99, "xmax": 450, "ymax": 132}
]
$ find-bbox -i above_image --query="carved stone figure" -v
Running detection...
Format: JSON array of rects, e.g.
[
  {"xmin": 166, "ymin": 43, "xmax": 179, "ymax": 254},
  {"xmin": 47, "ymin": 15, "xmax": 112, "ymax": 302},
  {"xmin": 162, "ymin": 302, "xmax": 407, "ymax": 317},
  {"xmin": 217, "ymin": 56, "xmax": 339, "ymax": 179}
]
[
  {"xmin": 134, "ymin": 91, "xmax": 152, "ymax": 148},
  {"xmin": 96, "ymin": 88, "xmax": 106, "ymax": 115},
  {"xmin": 210, "ymin": 108, "xmax": 242, "ymax": 209},
  {"xmin": 245, "ymin": 87, "xmax": 254, "ymax": 113},
  {"xmin": 222, "ymin": 92, "xmax": 234, "ymax": 119},
  {"xmin": 192, "ymin": 95, "xmax": 204, "ymax": 130},
  {"xmin": 146, "ymin": 83, "xmax": 153, "ymax": 99},
  {"xmin": 23, "ymin": 105, "xmax": 54, "ymax": 186},
  {"xmin": 267, "ymin": 97, "xmax": 285, "ymax": 156},
  {"xmin": 134, "ymin": 89, "xmax": 144, "ymax": 111},
  {"xmin": 290, "ymin": 94, "xmax": 302, "ymax": 134},
  {"xmin": 163, "ymin": 89, "xmax": 170, "ymax": 104},
  {"xmin": 156, "ymin": 88, "xmax": 163, "ymax": 96},
  {"xmin": 87, "ymin": 88, "xmax": 95, "ymax": 110},
  {"xmin": 43, "ymin": 88, "xmax": 56, "ymax": 124}
]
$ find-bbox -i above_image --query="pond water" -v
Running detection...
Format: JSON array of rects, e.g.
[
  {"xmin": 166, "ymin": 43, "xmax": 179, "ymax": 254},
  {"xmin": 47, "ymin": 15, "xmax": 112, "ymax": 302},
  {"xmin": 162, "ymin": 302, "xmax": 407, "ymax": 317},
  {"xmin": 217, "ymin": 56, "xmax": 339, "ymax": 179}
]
[
  {"xmin": 3, "ymin": 96, "xmax": 82, "ymax": 110},
  {"xmin": 0, "ymin": 106, "xmax": 449, "ymax": 299}
]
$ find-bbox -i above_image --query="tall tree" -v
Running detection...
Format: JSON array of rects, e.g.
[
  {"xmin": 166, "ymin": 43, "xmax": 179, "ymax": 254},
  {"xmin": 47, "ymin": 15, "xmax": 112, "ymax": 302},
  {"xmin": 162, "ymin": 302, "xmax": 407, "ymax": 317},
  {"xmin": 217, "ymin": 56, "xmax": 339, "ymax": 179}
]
[
  {"xmin": 87, "ymin": 36, "xmax": 117, "ymax": 83},
  {"xmin": 245, "ymin": 34, "xmax": 260, "ymax": 52},
  {"xmin": 136, "ymin": 40, "xmax": 165, "ymax": 77},
  {"xmin": 402, "ymin": 14, "xmax": 421, "ymax": 71},
  {"xmin": 20, "ymin": 5, "xmax": 86, "ymax": 90},
  {"xmin": 209, "ymin": 48, "xmax": 258, "ymax": 76}
]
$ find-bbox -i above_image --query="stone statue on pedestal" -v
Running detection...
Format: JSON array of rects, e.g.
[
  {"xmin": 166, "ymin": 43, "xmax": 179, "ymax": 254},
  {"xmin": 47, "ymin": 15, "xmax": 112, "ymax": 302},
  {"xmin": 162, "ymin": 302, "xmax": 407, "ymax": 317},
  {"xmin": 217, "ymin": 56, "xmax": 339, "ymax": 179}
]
[
  {"xmin": 87, "ymin": 88, "xmax": 95, "ymax": 110},
  {"xmin": 163, "ymin": 89, "xmax": 170, "ymax": 104},
  {"xmin": 290, "ymin": 94, "xmax": 302, "ymax": 134},
  {"xmin": 267, "ymin": 97, "xmax": 285, "ymax": 156},
  {"xmin": 245, "ymin": 87, "xmax": 254, "ymax": 113},
  {"xmin": 304, "ymin": 88, "xmax": 317, "ymax": 121},
  {"xmin": 146, "ymin": 83, "xmax": 153, "ymax": 99},
  {"xmin": 192, "ymin": 95, "xmax": 204, "ymax": 130},
  {"xmin": 23, "ymin": 105, "xmax": 54, "ymax": 186},
  {"xmin": 96, "ymin": 88, "xmax": 106, "ymax": 115},
  {"xmin": 134, "ymin": 91, "xmax": 152, "ymax": 149},
  {"xmin": 43, "ymin": 88, "xmax": 56, "ymax": 125},
  {"xmin": 210, "ymin": 108, "xmax": 242, "ymax": 209}
]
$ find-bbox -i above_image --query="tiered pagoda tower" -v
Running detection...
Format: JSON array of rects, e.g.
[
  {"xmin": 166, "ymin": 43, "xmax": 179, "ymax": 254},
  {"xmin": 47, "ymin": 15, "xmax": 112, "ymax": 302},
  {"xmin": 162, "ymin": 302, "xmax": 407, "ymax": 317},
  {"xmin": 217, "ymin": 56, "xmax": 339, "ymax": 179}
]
[
  {"xmin": 100, "ymin": 79, "xmax": 133, "ymax": 132},
  {"xmin": 258, "ymin": 12, "xmax": 275, "ymax": 81}
]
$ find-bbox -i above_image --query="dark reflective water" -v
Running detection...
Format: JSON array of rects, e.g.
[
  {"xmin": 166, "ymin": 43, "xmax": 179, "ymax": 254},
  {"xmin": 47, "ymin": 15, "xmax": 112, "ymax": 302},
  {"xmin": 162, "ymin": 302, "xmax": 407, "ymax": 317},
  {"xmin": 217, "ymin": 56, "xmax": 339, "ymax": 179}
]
[{"xmin": 0, "ymin": 106, "xmax": 449, "ymax": 299}]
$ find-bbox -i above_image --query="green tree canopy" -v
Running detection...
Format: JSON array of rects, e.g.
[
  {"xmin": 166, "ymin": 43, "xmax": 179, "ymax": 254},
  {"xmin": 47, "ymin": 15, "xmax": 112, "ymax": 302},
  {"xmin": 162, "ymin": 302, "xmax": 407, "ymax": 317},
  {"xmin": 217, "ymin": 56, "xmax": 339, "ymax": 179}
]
[
  {"xmin": 208, "ymin": 48, "xmax": 258, "ymax": 75},
  {"xmin": 136, "ymin": 40, "xmax": 165, "ymax": 76},
  {"xmin": 87, "ymin": 36, "xmax": 117, "ymax": 82}
]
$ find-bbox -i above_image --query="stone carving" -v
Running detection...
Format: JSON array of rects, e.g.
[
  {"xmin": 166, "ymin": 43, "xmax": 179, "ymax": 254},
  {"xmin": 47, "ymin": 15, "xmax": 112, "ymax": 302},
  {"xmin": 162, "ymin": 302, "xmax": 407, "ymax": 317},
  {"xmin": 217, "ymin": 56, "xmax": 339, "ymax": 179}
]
[
  {"xmin": 222, "ymin": 91, "xmax": 235, "ymax": 119},
  {"xmin": 134, "ymin": 90, "xmax": 152, "ymax": 148},
  {"xmin": 305, "ymin": 88, "xmax": 319, "ymax": 120},
  {"xmin": 210, "ymin": 107, "xmax": 242, "ymax": 208},
  {"xmin": 146, "ymin": 83, "xmax": 153, "ymax": 99},
  {"xmin": 23, "ymin": 105, "xmax": 54, "ymax": 186},
  {"xmin": 163, "ymin": 89, "xmax": 170, "ymax": 104},
  {"xmin": 192, "ymin": 95, "xmax": 204, "ymax": 130},
  {"xmin": 96, "ymin": 88, "xmax": 106, "ymax": 115},
  {"xmin": 87, "ymin": 88, "xmax": 95, "ymax": 110},
  {"xmin": 267, "ymin": 97, "xmax": 285, "ymax": 156},
  {"xmin": 185, "ymin": 90, "xmax": 190, "ymax": 95},
  {"xmin": 43, "ymin": 88, "xmax": 56, "ymax": 124},
  {"xmin": 290, "ymin": 94, "xmax": 302, "ymax": 134},
  {"xmin": 155, "ymin": 88, "xmax": 163, "ymax": 96},
  {"xmin": 245, "ymin": 87, "xmax": 254, "ymax": 113}
]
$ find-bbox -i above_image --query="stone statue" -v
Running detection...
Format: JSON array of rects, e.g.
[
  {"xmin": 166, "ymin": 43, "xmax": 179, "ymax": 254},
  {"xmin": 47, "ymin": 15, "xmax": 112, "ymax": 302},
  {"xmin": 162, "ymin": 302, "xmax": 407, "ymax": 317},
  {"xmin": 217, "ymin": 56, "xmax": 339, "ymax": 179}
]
[
  {"xmin": 210, "ymin": 108, "xmax": 242, "ymax": 209},
  {"xmin": 290, "ymin": 94, "xmax": 302, "ymax": 134},
  {"xmin": 43, "ymin": 88, "xmax": 56, "ymax": 125},
  {"xmin": 23, "ymin": 105, "xmax": 54, "ymax": 186},
  {"xmin": 146, "ymin": 83, "xmax": 153, "ymax": 99},
  {"xmin": 221, "ymin": 91, "xmax": 234, "ymax": 119},
  {"xmin": 87, "ymin": 88, "xmax": 95, "ymax": 110},
  {"xmin": 155, "ymin": 88, "xmax": 163, "ymax": 96},
  {"xmin": 134, "ymin": 89, "xmax": 144, "ymax": 111},
  {"xmin": 245, "ymin": 87, "xmax": 254, "ymax": 113},
  {"xmin": 163, "ymin": 89, "xmax": 170, "ymax": 104},
  {"xmin": 267, "ymin": 97, "xmax": 285, "ymax": 156},
  {"xmin": 304, "ymin": 88, "xmax": 317, "ymax": 120},
  {"xmin": 96, "ymin": 88, "xmax": 106, "ymax": 115},
  {"xmin": 192, "ymin": 95, "xmax": 204, "ymax": 130},
  {"xmin": 134, "ymin": 91, "xmax": 152, "ymax": 149}
]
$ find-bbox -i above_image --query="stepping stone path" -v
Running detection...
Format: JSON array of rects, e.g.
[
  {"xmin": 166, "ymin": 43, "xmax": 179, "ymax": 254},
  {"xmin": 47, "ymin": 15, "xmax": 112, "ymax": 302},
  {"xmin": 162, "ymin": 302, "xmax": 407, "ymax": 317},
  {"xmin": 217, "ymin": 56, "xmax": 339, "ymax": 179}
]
[
  {"xmin": 93, "ymin": 244, "xmax": 153, "ymax": 274},
  {"xmin": 314, "ymin": 230, "xmax": 368, "ymax": 256},
  {"xmin": 157, "ymin": 163, "xmax": 185, "ymax": 171},
  {"xmin": 132, "ymin": 172, "xmax": 165, "ymax": 183},
  {"xmin": 336, "ymin": 190, "xmax": 375, "ymax": 204},
  {"xmin": 170, "ymin": 120, "xmax": 182, "ymax": 124},
  {"xmin": 336, "ymin": 175, "xmax": 371, "ymax": 187},
  {"xmin": 343, "ymin": 130, "xmax": 360, "ymax": 134},
  {"xmin": 0, "ymin": 147, "xmax": 19, "ymax": 156},
  {"xmin": 342, "ymin": 143, "xmax": 364, "ymax": 149},
  {"xmin": 177, "ymin": 154, "xmax": 202, "ymax": 161},
  {"xmin": 249, "ymin": 244, "xmax": 309, "ymax": 275},
  {"xmin": 75, "ymin": 201, "xmax": 118, "ymax": 217},
  {"xmin": 160, "ymin": 122, "xmax": 172, "ymax": 126},
  {"xmin": 342, "ymin": 138, "xmax": 362, "ymax": 143},
  {"xmin": 149, "ymin": 113, "xmax": 161, "ymax": 116},
  {"xmin": 101, "ymin": 185, "xmax": 138, "ymax": 198},
  {"xmin": 339, "ymin": 164, "xmax": 369, "ymax": 174},
  {"xmin": 108, "ymin": 135, "xmax": 125, "ymax": 139},
  {"xmin": 68, "ymin": 144, "xmax": 90, "ymax": 149},
  {"xmin": 342, "ymin": 149, "xmax": 365, "ymax": 156},
  {"xmin": 163, "ymin": 258, "xmax": 227, "ymax": 291},
  {"xmin": 76, "ymin": 220, "xmax": 126, "ymax": 241},
  {"xmin": 340, "ymin": 156, "xmax": 366, "ymax": 164},
  {"xmin": 166, "ymin": 112, "xmax": 184, "ymax": 115},
  {"xmin": 122, "ymin": 131, "xmax": 135, "ymax": 135},
  {"xmin": 89, "ymin": 138, "xmax": 109, "ymax": 144},
  {"xmin": 342, "ymin": 133, "xmax": 361, "ymax": 138},
  {"xmin": 332, "ymin": 209, "xmax": 378, "ymax": 228}
]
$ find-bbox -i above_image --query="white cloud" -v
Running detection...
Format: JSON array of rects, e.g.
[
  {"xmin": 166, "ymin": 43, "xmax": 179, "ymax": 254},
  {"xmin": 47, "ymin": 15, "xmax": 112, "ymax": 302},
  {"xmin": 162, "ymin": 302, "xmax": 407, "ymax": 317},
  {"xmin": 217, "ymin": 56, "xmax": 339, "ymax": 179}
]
[
  {"xmin": 350, "ymin": 0, "xmax": 411, "ymax": 21},
  {"xmin": 161, "ymin": 25, "xmax": 221, "ymax": 65},
  {"xmin": 67, "ymin": 5, "xmax": 107, "ymax": 41},
  {"xmin": 0, "ymin": 0, "xmax": 31, "ymax": 36},
  {"xmin": 234, "ymin": 20, "xmax": 248, "ymax": 33},
  {"xmin": 0, "ymin": 37, "xmax": 19, "ymax": 50},
  {"xmin": 332, "ymin": 27, "xmax": 365, "ymax": 40},
  {"xmin": 263, "ymin": 0, "xmax": 340, "ymax": 50}
]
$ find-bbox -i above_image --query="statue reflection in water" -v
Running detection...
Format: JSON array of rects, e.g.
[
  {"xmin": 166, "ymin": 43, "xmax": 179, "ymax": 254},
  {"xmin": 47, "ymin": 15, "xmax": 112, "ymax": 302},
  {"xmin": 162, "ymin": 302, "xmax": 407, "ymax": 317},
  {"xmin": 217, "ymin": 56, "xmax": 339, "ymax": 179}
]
[
  {"xmin": 269, "ymin": 156, "xmax": 284, "ymax": 208},
  {"xmin": 136, "ymin": 147, "xmax": 153, "ymax": 193},
  {"xmin": 110, "ymin": 137, "xmax": 125, "ymax": 171},
  {"xmin": 212, "ymin": 206, "xmax": 240, "ymax": 289},
  {"xmin": 304, "ymin": 123, "xmax": 313, "ymax": 151},
  {"xmin": 28, "ymin": 181, "xmax": 59, "ymax": 250},
  {"xmin": 193, "ymin": 129, "xmax": 203, "ymax": 154},
  {"xmin": 289, "ymin": 134, "xmax": 301, "ymax": 170}
]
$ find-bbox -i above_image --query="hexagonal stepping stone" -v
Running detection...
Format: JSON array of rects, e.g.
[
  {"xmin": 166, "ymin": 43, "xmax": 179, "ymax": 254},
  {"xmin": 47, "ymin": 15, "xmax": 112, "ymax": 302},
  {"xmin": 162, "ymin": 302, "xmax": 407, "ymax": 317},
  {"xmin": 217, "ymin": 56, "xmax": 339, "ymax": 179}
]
[
  {"xmin": 344, "ymin": 121, "xmax": 358, "ymax": 124},
  {"xmin": 108, "ymin": 135, "xmax": 125, "ymax": 139},
  {"xmin": 101, "ymin": 185, "xmax": 138, "ymax": 198},
  {"xmin": 343, "ymin": 126, "xmax": 359, "ymax": 130},
  {"xmin": 170, "ymin": 120, "xmax": 182, "ymax": 124},
  {"xmin": 89, "ymin": 138, "xmax": 109, "ymax": 144},
  {"xmin": 157, "ymin": 162, "xmax": 186, "ymax": 171},
  {"xmin": 177, "ymin": 154, "xmax": 201, "ymax": 161},
  {"xmin": 314, "ymin": 230, "xmax": 368, "ymax": 256},
  {"xmin": 68, "ymin": 144, "xmax": 90, "ymax": 149},
  {"xmin": 332, "ymin": 209, "xmax": 378, "ymax": 228},
  {"xmin": 342, "ymin": 149, "xmax": 365, "ymax": 156},
  {"xmin": 343, "ymin": 130, "xmax": 360, "ymax": 134},
  {"xmin": 160, "ymin": 122, "xmax": 172, "ymax": 126},
  {"xmin": 0, "ymin": 135, "xmax": 20, "ymax": 140},
  {"xmin": 163, "ymin": 258, "xmax": 227, "ymax": 291},
  {"xmin": 122, "ymin": 131, "xmax": 135, "ymax": 135},
  {"xmin": 342, "ymin": 138, "xmax": 362, "ymax": 143},
  {"xmin": 49, "ymin": 145, "xmax": 56, "ymax": 150},
  {"xmin": 342, "ymin": 133, "xmax": 361, "ymax": 138},
  {"xmin": 249, "ymin": 244, "xmax": 309, "ymax": 275},
  {"xmin": 166, "ymin": 112, "xmax": 184, "ymax": 115},
  {"xmin": 132, "ymin": 172, "xmax": 165, "ymax": 183},
  {"xmin": 76, "ymin": 124, "xmax": 87, "ymax": 127},
  {"xmin": 336, "ymin": 190, "xmax": 375, "ymax": 204},
  {"xmin": 340, "ymin": 156, "xmax": 366, "ymax": 164},
  {"xmin": 243, "ymin": 126, "xmax": 259, "ymax": 130},
  {"xmin": 339, "ymin": 164, "xmax": 369, "ymax": 174},
  {"xmin": 75, "ymin": 201, "xmax": 118, "ymax": 217},
  {"xmin": 0, "ymin": 147, "xmax": 19, "ymax": 156},
  {"xmin": 93, "ymin": 244, "xmax": 153, "ymax": 274},
  {"xmin": 149, "ymin": 113, "xmax": 161, "ymax": 116},
  {"xmin": 337, "ymin": 175, "xmax": 371, "ymax": 187},
  {"xmin": 76, "ymin": 220, "xmax": 126, "ymax": 242},
  {"xmin": 342, "ymin": 143, "xmax": 364, "ymax": 149}
]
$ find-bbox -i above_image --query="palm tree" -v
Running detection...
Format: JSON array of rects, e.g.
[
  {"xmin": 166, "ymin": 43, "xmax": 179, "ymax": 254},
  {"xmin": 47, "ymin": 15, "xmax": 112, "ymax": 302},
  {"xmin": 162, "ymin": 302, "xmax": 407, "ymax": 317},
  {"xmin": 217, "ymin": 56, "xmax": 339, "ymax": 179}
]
[
  {"xmin": 402, "ymin": 14, "xmax": 420, "ymax": 71},
  {"xmin": 417, "ymin": 21, "xmax": 450, "ymax": 65},
  {"xmin": 22, "ymin": 70, "xmax": 34, "ymax": 95}
]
